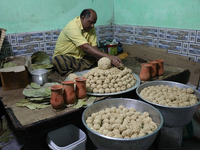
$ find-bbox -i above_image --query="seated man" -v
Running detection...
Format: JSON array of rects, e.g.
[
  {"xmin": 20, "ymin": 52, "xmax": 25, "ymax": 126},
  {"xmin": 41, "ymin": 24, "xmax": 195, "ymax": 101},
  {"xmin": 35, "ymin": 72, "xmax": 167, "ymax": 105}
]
[{"xmin": 52, "ymin": 8, "xmax": 122, "ymax": 75}]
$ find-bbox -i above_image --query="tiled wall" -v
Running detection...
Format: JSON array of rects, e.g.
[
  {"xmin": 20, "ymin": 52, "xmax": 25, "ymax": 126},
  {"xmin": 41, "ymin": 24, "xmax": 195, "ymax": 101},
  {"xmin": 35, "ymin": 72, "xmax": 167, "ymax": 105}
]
[
  {"xmin": 0, "ymin": 29, "xmax": 61, "ymax": 60},
  {"xmin": 112, "ymin": 25, "xmax": 200, "ymax": 63},
  {"xmin": 1, "ymin": 25, "xmax": 200, "ymax": 63}
]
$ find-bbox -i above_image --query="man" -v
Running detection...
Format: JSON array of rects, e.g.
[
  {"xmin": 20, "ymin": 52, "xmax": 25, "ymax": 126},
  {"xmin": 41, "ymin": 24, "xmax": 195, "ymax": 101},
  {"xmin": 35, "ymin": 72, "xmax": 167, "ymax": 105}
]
[{"xmin": 52, "ymin": 9, "xmax": 122, "ymax": 75}]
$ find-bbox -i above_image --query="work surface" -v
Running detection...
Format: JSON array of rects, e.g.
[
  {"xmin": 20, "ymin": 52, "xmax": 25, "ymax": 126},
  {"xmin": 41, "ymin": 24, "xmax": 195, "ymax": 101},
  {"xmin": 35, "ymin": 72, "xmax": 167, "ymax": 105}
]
[
  {"xmin": 0, "ymin": 56, "xmax": 189, "ymax": 129},
  {"xmin": 0, "ymin": 56, "xmax": 190, "ymax": 150}
]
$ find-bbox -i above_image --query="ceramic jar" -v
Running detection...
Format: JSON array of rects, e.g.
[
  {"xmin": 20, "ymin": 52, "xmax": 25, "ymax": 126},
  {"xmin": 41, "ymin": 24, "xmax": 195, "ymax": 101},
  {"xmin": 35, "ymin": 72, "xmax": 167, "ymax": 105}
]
[
  {"xmin": 139, "ymin": 63, "xmax": 151, "ymax": 81},
  {"xmin": 148, "ymin": 60, "xmax": 158, "ymax": 78},
  {"xmin": 75, "ymin": 77, "xmax": 87, "ymax": 99},
  {"xmin": 155, "ymin": 59, "xmax": 164, "ymax": 76},
  {"xmin": 50, "ymin": 85, "xmax": 64, "ymax": 109},
  {"xmin": 62, "ymin": 81, "xmax": 76, "ymax": 104}
]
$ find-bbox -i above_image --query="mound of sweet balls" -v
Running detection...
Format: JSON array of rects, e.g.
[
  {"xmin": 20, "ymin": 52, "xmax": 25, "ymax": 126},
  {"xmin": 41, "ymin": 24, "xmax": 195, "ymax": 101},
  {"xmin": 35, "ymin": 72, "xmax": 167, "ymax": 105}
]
[
  {"xmin": 140, "ymin": 85, "xmax": 198, "ymax": 107},
  {"xmin": 86, "ymin": 105, "xmax": 157, "ymax": 138},
  {"xmin": 84, "ymin": 57, "xmax": 137, "ymax": 93}
]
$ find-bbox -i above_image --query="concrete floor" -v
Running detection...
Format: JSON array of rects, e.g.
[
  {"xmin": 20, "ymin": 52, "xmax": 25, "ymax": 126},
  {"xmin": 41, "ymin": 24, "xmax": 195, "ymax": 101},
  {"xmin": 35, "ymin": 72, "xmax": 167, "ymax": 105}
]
[{"xmin": 1, "ymin": 129, "xmax": 200, "ymax": 150}]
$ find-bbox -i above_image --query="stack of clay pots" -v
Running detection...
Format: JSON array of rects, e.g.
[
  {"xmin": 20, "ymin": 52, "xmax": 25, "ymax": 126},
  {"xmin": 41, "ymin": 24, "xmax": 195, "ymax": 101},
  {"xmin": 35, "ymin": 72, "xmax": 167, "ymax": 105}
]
[
  {"xmin": 50, "ymin": 77, "xmax": 87, "ymax": 109},
  {"xmin": 139, "ymin": 59, "xmax": 164, "ymax": 82}
]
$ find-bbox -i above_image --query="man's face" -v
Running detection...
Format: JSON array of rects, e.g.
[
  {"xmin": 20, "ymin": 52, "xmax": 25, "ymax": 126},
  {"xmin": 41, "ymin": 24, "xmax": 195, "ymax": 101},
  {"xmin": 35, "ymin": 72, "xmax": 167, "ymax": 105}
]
[{"xmin": 81, "ymin": 12, "xmax": 97, "ymax": 32}]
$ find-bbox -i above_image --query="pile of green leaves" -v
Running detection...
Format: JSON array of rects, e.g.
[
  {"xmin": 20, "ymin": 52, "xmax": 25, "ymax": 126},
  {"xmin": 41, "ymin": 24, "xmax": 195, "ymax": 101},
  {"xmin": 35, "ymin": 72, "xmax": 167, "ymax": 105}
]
[{"xmin": 16, "ymin": 82, "xmax": 59, "ymax": 109}]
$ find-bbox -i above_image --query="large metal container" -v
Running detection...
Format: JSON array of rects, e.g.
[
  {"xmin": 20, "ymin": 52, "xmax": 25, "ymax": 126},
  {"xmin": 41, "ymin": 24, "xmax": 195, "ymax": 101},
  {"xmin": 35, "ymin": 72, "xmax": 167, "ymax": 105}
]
[
  {"xmin": 136, "ymin": 81, "xmax": 200, "ymax": 127},
  {"xmin": 30, "ymin": 69, "xmax": 48, "ymax": 85},
  {"xmin": 82, "ymin": 98, "xmax": 163, "ymax": 150}
]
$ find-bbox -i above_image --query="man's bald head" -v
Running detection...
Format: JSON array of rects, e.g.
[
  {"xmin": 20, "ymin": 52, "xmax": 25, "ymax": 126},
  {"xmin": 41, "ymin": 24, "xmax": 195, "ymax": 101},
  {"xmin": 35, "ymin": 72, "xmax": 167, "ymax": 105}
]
[{"xmin": 80, "ymin": 9, "xmax": 97, "ymax": 32}]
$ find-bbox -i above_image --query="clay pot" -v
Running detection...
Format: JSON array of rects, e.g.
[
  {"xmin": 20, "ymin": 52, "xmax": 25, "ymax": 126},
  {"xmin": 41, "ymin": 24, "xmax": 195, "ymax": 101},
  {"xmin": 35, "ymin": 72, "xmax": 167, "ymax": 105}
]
[
  {"xmin": 62, "ymin": 81, "xmax": 76, "ymax": 104},
  {"xmin": 139, "ymin": 63, "xmax": 151, "ymax": 81},
  {"xmin": 75, "ymin": 77, "xmax": 87, "ymax": 99},
  {"xmin": 148, "ymin": 60, "xmax": 158, "ymax": 78},
  {"xmin": 50, "ymin": 85, "xmax": 64, "ymax": 109},
  {"xmin": 155, "ymin": 59, "xmax": 164, "ymax": 76}
]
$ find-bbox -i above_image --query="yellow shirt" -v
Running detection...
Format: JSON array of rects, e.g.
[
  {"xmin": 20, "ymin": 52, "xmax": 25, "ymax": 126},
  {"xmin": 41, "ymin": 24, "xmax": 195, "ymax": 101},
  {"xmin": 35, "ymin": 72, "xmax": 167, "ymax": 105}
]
[{"xmin": 53, "ymin": 17, "xmax": 97, "ymax": 59}]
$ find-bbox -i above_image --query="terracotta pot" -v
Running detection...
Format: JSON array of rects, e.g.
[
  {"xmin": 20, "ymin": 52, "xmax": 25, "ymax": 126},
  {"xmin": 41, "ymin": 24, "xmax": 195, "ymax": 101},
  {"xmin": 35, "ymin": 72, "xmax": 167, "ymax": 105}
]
[
  {"xmin": 50, "ymin": 85, "xmax": 64, "ymax": 109},
  {"xmin": 62, "ymin": 81, "xmax": 76, "ymax": 104},
  {"xmin": 155, "ymin": 59, "xmax": 164, "ymax": 76},
  {"xmin": 139, "ymin": 63, "xmax": 151, "ymax": 81},
  {"xmin": 75, "ymin": 77, "xmax": 87, "ymax": 99},
  {"xmin": 148, "ymin": 60, "xmax": 158, "ymax": 78}
]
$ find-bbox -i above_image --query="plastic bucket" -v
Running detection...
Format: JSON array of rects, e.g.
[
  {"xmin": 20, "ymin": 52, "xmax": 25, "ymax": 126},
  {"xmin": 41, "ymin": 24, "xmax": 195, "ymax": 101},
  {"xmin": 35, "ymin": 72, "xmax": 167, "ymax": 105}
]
[{"xmin": 46, "ymin": 124, "xmax": 87, "ymax": 150}]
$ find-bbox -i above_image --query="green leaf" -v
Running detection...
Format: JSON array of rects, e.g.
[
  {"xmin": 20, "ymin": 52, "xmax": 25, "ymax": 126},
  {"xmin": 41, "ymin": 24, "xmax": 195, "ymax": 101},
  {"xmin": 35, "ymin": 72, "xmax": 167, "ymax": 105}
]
[
  {"xmin": 73, "ymin": 100, "xmax": 87, "ymax": 108},
  {"xmin": 86, "ymin": 96, "xmax": 96, "ymax": 106},
  {"xmin": 30, "ymin": 82, "xmax": 41, "ymax": 89}
]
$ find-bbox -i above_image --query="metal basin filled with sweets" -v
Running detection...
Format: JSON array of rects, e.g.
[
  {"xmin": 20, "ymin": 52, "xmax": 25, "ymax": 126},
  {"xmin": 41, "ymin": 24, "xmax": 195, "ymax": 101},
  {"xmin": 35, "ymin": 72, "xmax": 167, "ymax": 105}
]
[
  {"xmin": 82, "ymin": 98, "xmax": 163, "ymax": 150},
  {"xmin": 136, "ymin": 81, "xmax": 200, "ymax": 127}
]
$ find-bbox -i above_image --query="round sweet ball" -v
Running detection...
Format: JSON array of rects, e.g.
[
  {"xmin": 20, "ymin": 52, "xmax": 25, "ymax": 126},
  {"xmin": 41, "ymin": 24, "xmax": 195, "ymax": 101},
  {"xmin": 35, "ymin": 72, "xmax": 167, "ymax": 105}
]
[{"xmin": 98, "ymin": 57, "xmax": 112, "ymax": 70}]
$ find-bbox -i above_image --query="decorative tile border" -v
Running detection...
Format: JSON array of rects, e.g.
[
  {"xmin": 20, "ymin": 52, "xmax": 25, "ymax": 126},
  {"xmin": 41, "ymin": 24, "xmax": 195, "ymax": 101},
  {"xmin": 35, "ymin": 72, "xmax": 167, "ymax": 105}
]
[{"xmin": 1, "ymin": 25, "xmax": 200, "ymax": 63}]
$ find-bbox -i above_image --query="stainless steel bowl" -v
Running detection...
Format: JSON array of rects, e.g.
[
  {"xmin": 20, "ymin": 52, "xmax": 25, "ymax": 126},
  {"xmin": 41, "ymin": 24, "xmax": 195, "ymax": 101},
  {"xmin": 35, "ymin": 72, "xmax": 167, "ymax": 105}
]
[
  {"xmin": 136, "ymin": 81, "xmax": 200, "ymax": 127},
  {"xmin": 30, "ymin": 69, "xmax": 48, "ymax": 85},
  {"xmin": 82, "ymin": 98, "xmax": 163, "ymax": 150}
]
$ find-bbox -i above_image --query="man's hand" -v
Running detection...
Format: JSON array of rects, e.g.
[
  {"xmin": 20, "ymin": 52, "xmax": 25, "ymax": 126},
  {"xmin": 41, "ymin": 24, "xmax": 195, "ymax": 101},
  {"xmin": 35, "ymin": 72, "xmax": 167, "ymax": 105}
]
[
  {"xmin": 108, "ymin": 55, "xmax": 122, "ymax": 68},
  {"xmin": 80, "ymin": 43, "xmax": 122, "ymax": 68}
]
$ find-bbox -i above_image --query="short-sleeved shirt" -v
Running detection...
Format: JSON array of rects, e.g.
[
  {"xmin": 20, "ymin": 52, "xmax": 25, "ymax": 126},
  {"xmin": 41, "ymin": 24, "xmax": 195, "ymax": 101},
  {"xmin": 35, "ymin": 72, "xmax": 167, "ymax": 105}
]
[{"xmin": 53, "ymin": 17, "xmax": 97, "ymax": 59}]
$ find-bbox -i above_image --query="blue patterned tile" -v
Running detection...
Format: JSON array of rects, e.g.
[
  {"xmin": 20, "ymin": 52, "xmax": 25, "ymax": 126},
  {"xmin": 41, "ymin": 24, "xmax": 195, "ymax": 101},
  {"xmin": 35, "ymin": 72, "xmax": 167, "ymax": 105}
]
[
  {"xmin": 98, "ymin": 35, "xmax": 114, "ymax": 42},
  {"xmin": 39, "ymin": 43, "xmax": 45, "ymax": 51},
  {"xmin": 133, "ymin": 26, "xmax": 137, "ymax": 35},
  {"xmin": 44, "ymin": 31, "xmax": 52, "ymax": 41},
  {"xmin": 13, "ymin": 50, "xmax": 27, "ymax": 56},
  {"xmin": 98, "ymin": 25, "xmax": 113, "ymax": 35},
  {"xmin": 189, "ymin": 31, "xmax": 196, "ymax": 42},
  {"xmin": 45, "ymin": 41, "xmax": 56, "ymax": 51},
  {"xmin": 115, "ymin": 26, "xmax": 134, "ymax": 35},
  {"xmin": 10, "ymin": 34, "xmax": 17, "ymax": 45},
  {"xmin": 52, "ymin": 29, "xmax": 61, "ymax": 41},
  {"xmin": 188, "ymin": 55, "xmax": 197, "ymax": 62},
  {"xmin": 196, "ymin": 31, "xmax": 200, "ymax": 43},
  {"xmin": 158, "ymin": 40, "xmax": 182, "ymax": 53},
  {"xmin": 167, "ymin": 50, "xmax": 181, "ymax": 55},
  {"xmin": 134, "ymin": 37, "xmax": 154, "ymax": 46},
  {"xmin": 12, "ymin": 43, "xmax": 40, "ymax": 55},
  {"xmin": 188, "ymin": 43, "xmax": 200, "ymax": 56},
  {"xmin": 114, "ymin": 34, "xmax": 132, "ymax": 44},
  {"xmin": 137, "ymin": 27, "xmax": 158, "ymax": 38},
  {"xmin": 197, "ymin": 56, "xmax": 200, "ymax": 63},
  {"xmin": 182, "ymin": 43, "xmax": 188, "ymax": 54},
  {"xmin": 166, "ymin": 29, "xmax": 189, "ymax": 41},
  {"xmin": 17, "ymin": 32, "xmax": 44, "ymax": 44},
  {"xmin": 153, "ymin": 39, "xmax": 158, "ymax": 47},
  {"xmin": 158, "ymin": 28, "xmax": 166, "ymax": 39}
]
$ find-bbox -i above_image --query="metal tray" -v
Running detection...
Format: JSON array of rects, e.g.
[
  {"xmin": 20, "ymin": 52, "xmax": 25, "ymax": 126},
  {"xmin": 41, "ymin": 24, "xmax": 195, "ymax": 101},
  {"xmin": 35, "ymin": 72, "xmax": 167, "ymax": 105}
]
[{"xmin": 66, "ymin": 69, "xmax": 141, "ymax": 96}]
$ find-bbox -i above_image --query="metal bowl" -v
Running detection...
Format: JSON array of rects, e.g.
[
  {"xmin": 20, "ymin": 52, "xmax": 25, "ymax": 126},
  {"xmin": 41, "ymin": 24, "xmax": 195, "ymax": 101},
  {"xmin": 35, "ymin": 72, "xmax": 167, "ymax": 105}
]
[
  {"xmin": 136, "ymin": 81, "xmax": 200, "ymax": 127},
  {"xmin": 30, "ymin": 69, "xmax": 48, "ymax": 85},
  {"xmin": 82, "ymin": 98, "xmax": 163, "ymax": 150}
]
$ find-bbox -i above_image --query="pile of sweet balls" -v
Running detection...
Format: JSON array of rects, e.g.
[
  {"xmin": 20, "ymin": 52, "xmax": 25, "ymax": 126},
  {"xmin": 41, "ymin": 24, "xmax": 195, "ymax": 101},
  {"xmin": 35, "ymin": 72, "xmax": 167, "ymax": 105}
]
[{"xmin": 84, "ymin": 57, "xmax": 137, "ymax": 93}]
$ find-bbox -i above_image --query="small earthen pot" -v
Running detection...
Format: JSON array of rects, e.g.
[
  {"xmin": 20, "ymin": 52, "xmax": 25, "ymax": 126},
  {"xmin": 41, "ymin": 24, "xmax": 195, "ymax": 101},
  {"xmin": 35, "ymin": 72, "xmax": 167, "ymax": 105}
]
[
  {"xmin": 139, "ymin": 63, "xmax": 151, "ymax": 81},
  {"xmin": 50, "ymin": 85, "xmax": 64, "ymax": 109},
  {"xmin": 155, "ymin": 59, "xmax": 164, "ymax": 76},
  {"xmin": 148, "ymin": 60, "xmax": 158, "ymax": 78},
  {"xmin": 62, "ymin": 81, "xmax": 76, "ymax": 104},
  {"xmin": 75, "ymin": 77, "xmax": 87, "ymax": 99}
]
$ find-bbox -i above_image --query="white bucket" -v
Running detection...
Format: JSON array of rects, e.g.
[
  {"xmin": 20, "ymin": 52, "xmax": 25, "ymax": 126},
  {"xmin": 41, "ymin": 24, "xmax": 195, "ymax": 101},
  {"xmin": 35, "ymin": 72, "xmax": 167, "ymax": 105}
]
[{"xmin": 46, "ymin": 124, "xmax": 87, "ymax": 150}]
